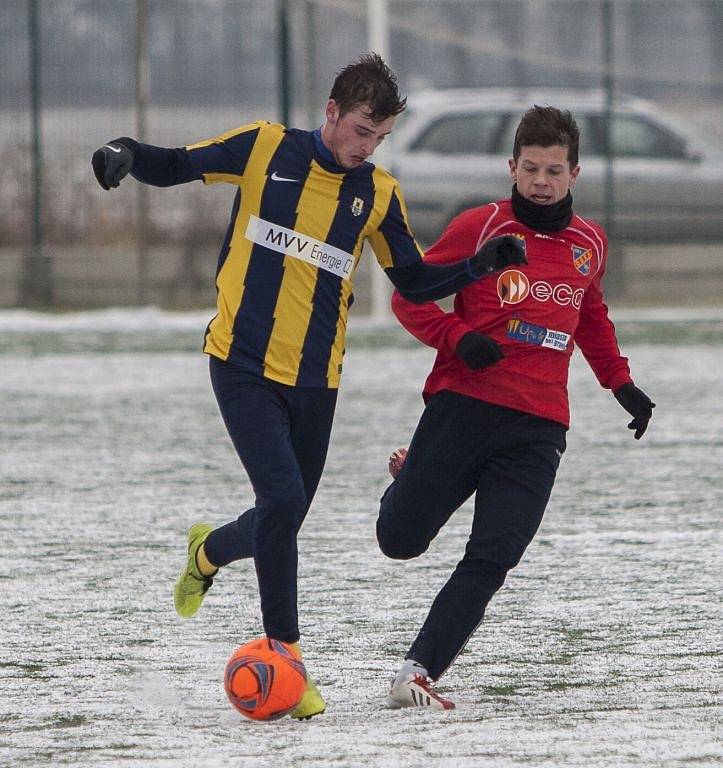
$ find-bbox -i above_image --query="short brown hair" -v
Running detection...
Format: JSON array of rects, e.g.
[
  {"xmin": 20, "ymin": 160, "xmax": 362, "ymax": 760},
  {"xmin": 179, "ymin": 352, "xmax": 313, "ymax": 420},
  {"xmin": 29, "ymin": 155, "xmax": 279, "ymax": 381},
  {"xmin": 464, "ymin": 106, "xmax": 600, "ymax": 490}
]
[
  {"xmin": 513, "ymin": 106, "xmax": 580, "ymax": 168},
  {"xmin": 329, "ymin": 53, "xmax": 407, "ymax": 123}
]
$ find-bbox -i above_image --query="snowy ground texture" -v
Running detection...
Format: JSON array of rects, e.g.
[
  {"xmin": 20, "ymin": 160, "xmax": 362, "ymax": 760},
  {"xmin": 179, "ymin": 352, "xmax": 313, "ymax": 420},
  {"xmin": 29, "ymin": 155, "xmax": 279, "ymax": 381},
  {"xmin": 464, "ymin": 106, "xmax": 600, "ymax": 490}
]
[{"xmin": 1, "ymin": 308, "xmax": 721, "ymax": 768}]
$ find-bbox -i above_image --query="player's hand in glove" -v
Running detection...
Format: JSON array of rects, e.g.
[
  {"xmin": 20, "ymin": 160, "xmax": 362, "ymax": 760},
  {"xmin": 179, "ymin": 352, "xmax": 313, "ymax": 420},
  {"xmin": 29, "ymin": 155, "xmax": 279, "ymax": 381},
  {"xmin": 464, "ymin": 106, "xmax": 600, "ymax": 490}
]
[
  {"xmin": 455, "ymin": 331, "xmax": 504, "ymax": 370},
  {"xmin": 614, "ymin": 383, "xmax": 656, "ymax": 439},
  {"xmin": 92, "ymin": 138, "xmax": 135, "ymax": 190},
  {"xmin": 470, "ymin": 235, "xmax": 527, "ymax": 276}
]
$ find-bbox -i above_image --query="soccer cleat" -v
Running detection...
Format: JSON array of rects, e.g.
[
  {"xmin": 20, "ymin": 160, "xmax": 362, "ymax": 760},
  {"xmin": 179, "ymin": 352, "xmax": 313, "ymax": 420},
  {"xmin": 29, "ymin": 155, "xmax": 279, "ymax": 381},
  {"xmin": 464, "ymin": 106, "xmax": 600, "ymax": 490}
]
[
  {"xmin": 173, "ymin": 523, "xmax": 217, "ymax": 618},
  {"xmin": 388, "ymin": 447, "xmax": 408, "ymax": 479},
  {"xmin": 387, "ymin": 673, "xmax": 456, "ymax": 710},
  {"xmin": 290, "ymin": 676, "xmax": 326, "ymax": 720}
]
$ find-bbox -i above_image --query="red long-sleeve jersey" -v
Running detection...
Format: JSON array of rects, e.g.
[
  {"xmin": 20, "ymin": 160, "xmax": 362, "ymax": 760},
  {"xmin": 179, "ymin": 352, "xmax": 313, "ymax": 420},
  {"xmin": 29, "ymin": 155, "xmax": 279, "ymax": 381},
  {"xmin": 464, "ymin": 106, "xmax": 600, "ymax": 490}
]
[{"xmin": 392, "ymin": 199, "xmax": 633, "ymax": 427}]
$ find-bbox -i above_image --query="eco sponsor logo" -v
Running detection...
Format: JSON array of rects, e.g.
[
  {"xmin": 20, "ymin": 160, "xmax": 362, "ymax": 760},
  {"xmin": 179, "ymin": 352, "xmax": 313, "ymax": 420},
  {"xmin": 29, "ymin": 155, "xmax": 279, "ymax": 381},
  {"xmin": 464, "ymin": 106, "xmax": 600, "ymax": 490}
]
[
  {"xmin": 497, "ymin": 269, "xmax": 584, "ymax": 309},
  {"xmin": 245, "ymin": 215, "xmax": 353, "ymax": 280},
  {"xmin": 572, "ymin": 245, "xmax": 592, "ymax": 275},
  {"xmin": 506, "ymin": 317, "xmax": 571, "ymax": 352}
]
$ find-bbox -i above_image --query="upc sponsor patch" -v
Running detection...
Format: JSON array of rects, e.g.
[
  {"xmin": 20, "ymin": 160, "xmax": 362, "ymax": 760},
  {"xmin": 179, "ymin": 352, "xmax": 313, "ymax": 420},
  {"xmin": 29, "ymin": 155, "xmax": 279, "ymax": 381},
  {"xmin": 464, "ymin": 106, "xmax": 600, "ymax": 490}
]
[{"xmin": 506, "ymin": 318, "xmax": 571, "ymax": 351}]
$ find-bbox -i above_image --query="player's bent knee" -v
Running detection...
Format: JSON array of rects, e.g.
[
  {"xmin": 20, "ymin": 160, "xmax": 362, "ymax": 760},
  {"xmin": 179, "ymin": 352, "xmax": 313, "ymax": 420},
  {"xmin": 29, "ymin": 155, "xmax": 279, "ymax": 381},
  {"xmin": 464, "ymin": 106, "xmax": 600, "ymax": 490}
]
[{"xmin": 376, "ymin": 522, "xmax": 429, "ymax": 560}]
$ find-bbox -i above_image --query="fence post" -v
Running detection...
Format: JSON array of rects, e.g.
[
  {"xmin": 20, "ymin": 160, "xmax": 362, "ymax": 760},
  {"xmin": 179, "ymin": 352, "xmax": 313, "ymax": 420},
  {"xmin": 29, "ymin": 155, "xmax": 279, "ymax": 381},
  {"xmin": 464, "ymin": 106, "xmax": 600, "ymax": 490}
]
[
  {"xmin": 136, "ymin": 0, "xmax": 150, "ymax": 305},
  {"xmin": 368, "ymin": 0, "xmax": 393, "ymax": 319},
  {"xmin": 20, "ymin": 0, "xmax": 52, "ymax": 307},
  {"xmin": 278, "ymin": 0, "xmax": 291, "ymax": 126},
  {"xmin": 601, "ymin": 0, "xmax": 623, "ymax": 298}
]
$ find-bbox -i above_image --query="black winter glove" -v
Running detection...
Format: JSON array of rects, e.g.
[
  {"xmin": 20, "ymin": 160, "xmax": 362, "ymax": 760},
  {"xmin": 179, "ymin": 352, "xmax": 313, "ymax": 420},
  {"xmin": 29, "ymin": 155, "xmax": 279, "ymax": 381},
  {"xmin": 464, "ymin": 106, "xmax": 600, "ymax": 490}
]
[
  {"xmin": 614, "ymin": 383, "xmax": 656, "ymax": 439},
  {"xmin": 455, "ymin": 331, "xmax": 504, "ymax": 370},
  {"xmin": 470, "ymin": 235, "xmax": 527, "ymax": 277},
  {"xmin": 92, "ymin": 138, "xmax": 135, "ymax": 190}
]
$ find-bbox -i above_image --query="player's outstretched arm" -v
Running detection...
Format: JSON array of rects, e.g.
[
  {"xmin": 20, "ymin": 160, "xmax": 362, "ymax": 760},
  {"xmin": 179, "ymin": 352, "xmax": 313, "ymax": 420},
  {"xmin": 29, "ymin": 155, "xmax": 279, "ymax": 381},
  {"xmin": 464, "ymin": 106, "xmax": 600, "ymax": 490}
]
[
  {"xmin": 614, "ymin": 383, "xmax": 656, "ymax": 439},
  {"xmin": 92, "ymin": 137, "xmax": 201, "ymax": 189},
  {"xmin": 386, "ymin": 235, "xmax": 526, "ymax": 304}
]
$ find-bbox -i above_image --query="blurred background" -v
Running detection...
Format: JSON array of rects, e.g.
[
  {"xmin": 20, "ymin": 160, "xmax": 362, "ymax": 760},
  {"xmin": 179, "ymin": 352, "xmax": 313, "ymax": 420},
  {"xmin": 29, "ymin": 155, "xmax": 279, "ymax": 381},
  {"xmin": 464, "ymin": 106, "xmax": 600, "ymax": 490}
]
[{"xmin": 1, "ymin": 0, "xmax": 722, "ymax": 311}]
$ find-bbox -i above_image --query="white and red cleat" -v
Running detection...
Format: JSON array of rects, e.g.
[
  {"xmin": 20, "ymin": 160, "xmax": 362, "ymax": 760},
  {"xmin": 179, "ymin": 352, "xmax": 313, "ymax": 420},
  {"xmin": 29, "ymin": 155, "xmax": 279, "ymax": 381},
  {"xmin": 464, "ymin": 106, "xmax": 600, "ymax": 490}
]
[
  {"xmin": 388, "ymin": 447, "xmax": 408, "ymax": 479},
  {"xmin": 387, "ymin": 673, "xmax": 456, "ymax": 710}
]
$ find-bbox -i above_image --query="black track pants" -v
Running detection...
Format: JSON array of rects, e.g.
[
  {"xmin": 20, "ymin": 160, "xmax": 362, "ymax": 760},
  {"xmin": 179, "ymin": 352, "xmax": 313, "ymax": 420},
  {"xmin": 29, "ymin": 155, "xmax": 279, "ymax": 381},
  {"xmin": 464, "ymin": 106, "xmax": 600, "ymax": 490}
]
[
  {"xmin": 377, "ymin": 390, "xmax": 566, "ymax": 680},
  {"xmin": 203, "ymin": 356, "xmax": 337, "ymax": 643}
]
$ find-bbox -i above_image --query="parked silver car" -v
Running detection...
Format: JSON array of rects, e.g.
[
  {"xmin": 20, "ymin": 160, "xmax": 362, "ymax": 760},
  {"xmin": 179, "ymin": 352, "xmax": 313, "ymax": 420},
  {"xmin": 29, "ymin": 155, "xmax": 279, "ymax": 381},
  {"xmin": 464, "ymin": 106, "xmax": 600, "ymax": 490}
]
[{"xmin": 390, "ymin": 88, "xmax": 723, "ymax": 245}]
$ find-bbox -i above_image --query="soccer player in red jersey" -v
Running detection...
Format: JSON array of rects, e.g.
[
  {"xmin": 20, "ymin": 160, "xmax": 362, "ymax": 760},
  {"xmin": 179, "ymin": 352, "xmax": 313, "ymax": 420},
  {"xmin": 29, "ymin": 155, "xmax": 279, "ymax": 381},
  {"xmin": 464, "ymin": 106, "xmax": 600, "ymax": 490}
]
[{"xmin": 379, "ymin": 106, "xmax": 655, "ymax": 710}]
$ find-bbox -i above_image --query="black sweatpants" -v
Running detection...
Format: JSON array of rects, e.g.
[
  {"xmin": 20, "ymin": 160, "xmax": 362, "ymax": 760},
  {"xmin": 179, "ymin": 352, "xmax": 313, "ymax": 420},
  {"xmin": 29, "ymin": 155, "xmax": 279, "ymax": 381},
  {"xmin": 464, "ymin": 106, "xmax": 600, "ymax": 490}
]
[
  {"xmin": 377, "ymin": 390, "xmax": 566, "ymax": 680},
  {"xmin": 203, "ymin": 356, "xmax": 337, "ymax": 643}
]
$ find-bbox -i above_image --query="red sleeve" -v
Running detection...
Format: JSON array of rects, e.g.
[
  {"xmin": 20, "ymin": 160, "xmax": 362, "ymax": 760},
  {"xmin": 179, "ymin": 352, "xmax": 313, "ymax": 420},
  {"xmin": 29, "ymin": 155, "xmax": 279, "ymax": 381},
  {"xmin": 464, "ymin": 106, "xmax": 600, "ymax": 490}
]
[
  {"xmin": 574, "ymin": 233, "xmax": 633, "ymax": 392},
  {"xmin": 391, "ymin": 207, "xmax": 490, "ymax": 352}
]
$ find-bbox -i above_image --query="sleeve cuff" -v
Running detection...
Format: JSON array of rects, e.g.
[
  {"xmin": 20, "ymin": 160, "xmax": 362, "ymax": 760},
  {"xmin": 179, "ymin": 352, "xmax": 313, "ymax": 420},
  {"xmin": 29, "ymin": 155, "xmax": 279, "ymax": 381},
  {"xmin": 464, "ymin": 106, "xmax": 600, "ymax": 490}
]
[{"xmin": 607, "ymin": 370, "xmax": 634, "ymax": 393}]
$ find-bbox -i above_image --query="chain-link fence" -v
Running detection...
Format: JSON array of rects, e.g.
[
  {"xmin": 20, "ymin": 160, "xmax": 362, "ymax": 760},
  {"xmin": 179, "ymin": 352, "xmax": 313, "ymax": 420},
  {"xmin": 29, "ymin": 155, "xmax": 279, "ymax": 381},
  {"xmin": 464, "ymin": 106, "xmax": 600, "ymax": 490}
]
[{"xmin": 1, "ymin": 0, "xmax": 722, "ymax": 309}]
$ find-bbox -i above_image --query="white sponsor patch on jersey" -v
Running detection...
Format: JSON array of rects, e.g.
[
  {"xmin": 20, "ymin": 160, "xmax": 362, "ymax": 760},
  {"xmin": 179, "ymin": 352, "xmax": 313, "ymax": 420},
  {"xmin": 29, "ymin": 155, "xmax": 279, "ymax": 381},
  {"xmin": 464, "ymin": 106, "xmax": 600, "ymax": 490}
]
[
  {"xmin": 245, "ymin": 215, "xmax": 354, "ymax": 280},
  {"xmin": 507, "ymin": 318, "xmax": 571, "ymax": 351}
]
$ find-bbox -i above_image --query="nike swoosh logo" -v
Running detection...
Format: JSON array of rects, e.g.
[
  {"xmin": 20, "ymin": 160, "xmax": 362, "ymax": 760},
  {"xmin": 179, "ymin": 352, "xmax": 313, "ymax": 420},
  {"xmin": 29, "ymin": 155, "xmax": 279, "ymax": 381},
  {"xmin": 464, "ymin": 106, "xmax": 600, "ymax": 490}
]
[
  {"xmin": 270, "ymin": 171, "xmax": 298, "ymax": 183},
  {"xmin": 105, "ymin": 145, "xmax": 122, "ymax": 153}
]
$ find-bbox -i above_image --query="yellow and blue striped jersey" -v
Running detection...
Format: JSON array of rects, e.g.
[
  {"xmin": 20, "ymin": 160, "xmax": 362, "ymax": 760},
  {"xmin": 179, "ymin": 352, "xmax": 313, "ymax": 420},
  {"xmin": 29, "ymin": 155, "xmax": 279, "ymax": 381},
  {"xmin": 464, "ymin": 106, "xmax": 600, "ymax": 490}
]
[{"xmin": 181, "ymin": 121, "xmax": 424, "ymax": 388}]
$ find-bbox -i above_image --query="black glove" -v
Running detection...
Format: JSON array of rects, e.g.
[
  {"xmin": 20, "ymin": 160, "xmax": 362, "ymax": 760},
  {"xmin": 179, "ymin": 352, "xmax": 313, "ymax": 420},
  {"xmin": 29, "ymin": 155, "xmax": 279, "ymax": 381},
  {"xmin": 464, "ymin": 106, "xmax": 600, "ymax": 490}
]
[
  {"xmin": 614, "ymin": 383, "xmax": 656, "ymax": 440},
  {"xmin": 470, "ymin": 235, "xmax": 527, "ymax": 277},
  {"xmin": 455, "ymin": 331, "xmax": 504, "ymax": 370},
  {"xmin": 92, "ymin": 138, "xmax": 135, "ymax": 190}
]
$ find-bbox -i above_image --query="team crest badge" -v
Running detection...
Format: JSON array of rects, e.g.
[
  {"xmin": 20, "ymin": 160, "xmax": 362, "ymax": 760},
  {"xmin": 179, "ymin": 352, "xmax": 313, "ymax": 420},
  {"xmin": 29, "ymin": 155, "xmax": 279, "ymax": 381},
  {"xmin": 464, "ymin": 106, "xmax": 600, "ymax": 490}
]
[
  {"xmin": 572, "ymin": 245, "xmax": 592, "ymax": 275},
  {"xmin": 351, "ymin": 197, "xmax": 364, "ymax": 217}
]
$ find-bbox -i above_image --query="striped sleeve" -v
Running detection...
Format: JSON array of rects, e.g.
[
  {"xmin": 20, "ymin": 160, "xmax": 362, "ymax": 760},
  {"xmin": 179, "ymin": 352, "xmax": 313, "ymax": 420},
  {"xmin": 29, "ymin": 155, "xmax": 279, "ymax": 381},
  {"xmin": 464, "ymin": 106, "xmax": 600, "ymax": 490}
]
[
  {"xmin": 367, "ymin": 180, "xmax": 424, "ymax": 269},
  {"xmin": 185, "ymin": 121, "xmax": 267, "ymax": 185}
]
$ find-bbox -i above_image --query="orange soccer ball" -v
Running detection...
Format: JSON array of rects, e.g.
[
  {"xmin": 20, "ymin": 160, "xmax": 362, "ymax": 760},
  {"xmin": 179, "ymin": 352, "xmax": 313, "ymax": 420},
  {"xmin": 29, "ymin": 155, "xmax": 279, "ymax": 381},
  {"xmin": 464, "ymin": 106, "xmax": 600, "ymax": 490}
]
[{"xmin": 224, "ymin": 637, "xmax": 307, "ymax": 721}]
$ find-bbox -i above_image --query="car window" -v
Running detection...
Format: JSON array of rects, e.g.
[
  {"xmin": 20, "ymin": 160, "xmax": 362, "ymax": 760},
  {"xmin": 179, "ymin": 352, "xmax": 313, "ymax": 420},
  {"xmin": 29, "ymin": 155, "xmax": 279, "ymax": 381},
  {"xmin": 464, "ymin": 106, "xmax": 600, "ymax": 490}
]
[
  {"xmin": 410, "ymin": 113, "xmax": 504, "ymax": 154},
  {"xmin": 608, "ymin": 116, "xmax": 688, "ymax": 159}
]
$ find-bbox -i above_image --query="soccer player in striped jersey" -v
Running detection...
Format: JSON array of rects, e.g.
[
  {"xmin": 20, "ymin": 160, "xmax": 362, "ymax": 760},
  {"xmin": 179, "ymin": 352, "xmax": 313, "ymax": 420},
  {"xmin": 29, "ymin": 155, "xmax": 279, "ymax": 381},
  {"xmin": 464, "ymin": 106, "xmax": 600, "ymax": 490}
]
[
  {"xmin": 91, "ymin": 54, "xmax": 525, "ymax": 719},
  {"xmin": 379, "ymin": 106, "xmax": 655, "ymax": 710}
]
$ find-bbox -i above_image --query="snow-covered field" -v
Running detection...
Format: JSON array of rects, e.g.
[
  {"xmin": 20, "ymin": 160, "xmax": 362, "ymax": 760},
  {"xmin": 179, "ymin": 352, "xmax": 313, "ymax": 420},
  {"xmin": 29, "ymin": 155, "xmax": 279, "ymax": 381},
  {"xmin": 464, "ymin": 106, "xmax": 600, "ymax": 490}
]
[{"xmin": 1, "ymin": 308, "xmax": 721, "ymax": 767}]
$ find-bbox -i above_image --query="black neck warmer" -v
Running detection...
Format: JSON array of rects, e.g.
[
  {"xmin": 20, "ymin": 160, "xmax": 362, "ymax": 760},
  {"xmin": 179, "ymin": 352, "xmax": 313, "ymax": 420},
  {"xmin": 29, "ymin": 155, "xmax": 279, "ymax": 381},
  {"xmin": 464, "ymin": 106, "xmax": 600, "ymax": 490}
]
[{"xmin": 511, "ymin": 184, "xmax": 573, "ymax": 232}]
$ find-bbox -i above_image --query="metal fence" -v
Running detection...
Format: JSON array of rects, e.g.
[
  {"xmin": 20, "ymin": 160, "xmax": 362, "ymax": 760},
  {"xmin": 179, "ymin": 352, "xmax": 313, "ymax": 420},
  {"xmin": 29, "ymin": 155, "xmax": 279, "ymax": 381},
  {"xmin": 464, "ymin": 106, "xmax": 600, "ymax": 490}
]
[{"xmin": 1, "ymin": 0, "xmax": 722, "ymax": 309}]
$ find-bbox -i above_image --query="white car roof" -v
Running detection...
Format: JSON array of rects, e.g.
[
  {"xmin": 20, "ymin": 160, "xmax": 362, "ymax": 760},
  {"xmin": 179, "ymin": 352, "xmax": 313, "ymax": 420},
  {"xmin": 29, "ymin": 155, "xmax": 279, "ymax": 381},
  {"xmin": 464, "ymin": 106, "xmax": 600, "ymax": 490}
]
[
  {"xmin": 405, "ymin": 87, "xmax": 654, "ymax": 115},
  {"xmin": 395, "ymin": 87, "xmax": 723, "ymax": 152}
]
